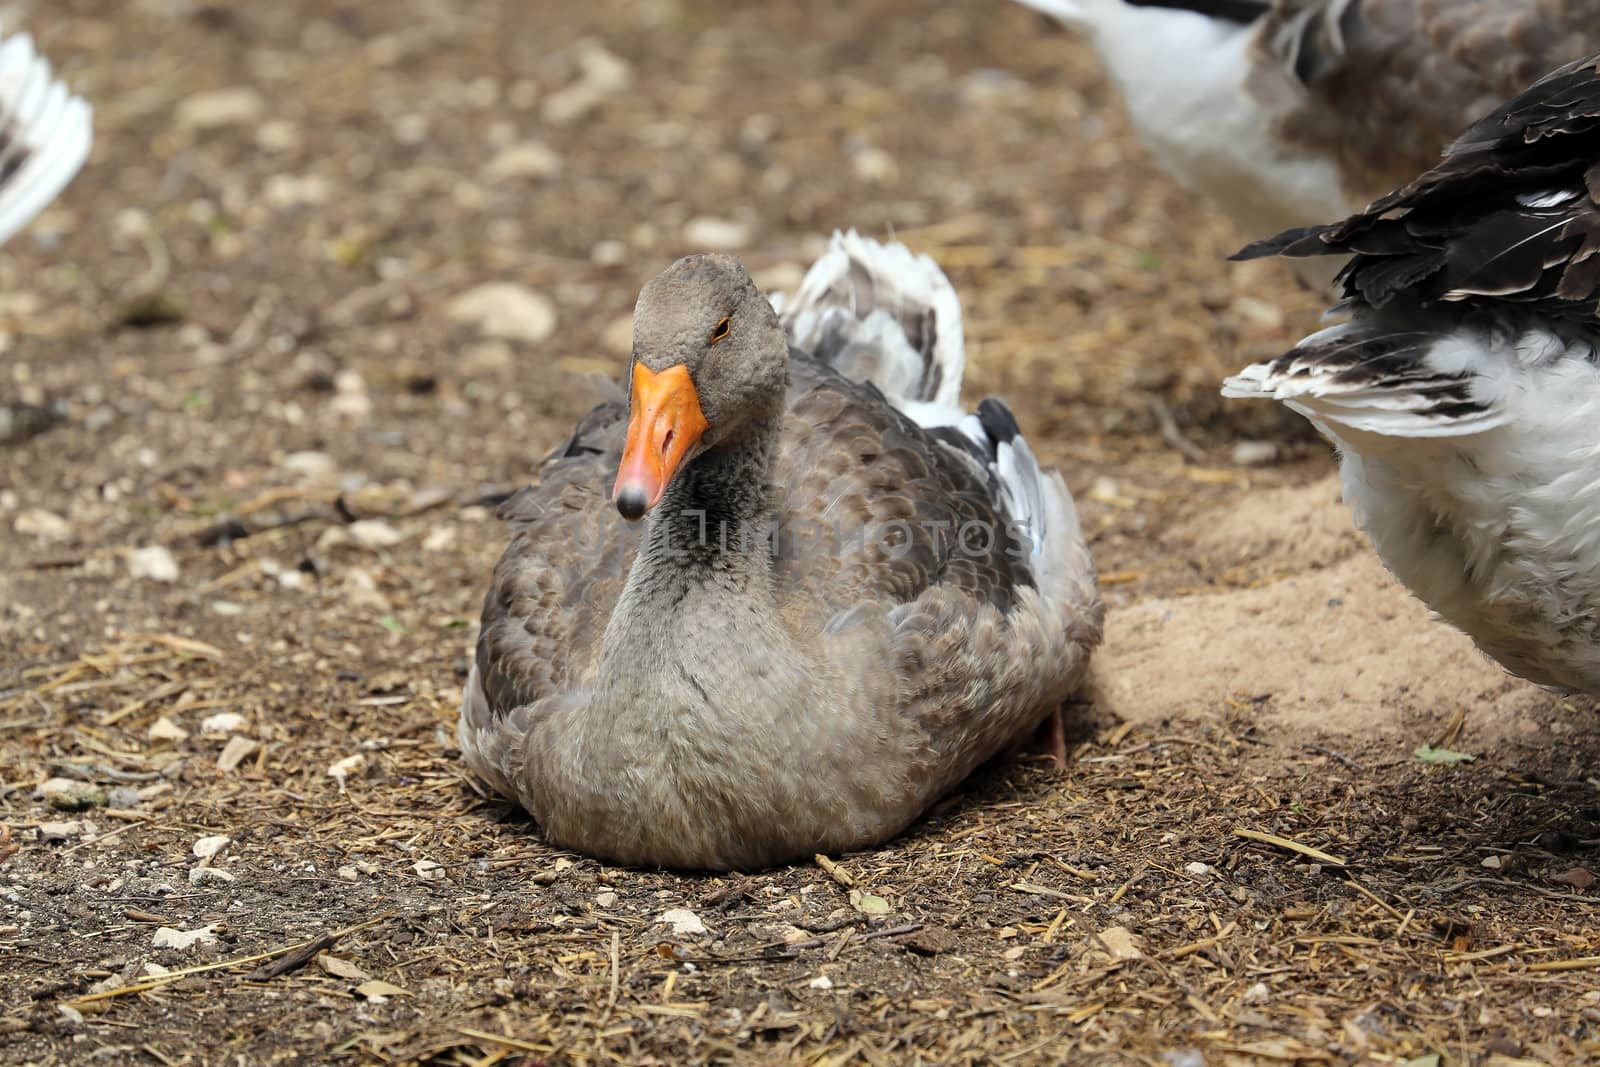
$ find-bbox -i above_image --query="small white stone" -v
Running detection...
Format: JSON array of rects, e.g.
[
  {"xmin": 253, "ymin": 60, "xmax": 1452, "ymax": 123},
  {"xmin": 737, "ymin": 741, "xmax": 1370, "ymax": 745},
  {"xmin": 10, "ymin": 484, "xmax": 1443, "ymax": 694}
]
[
  {"xmin": 682, "ymin": 217, "xmax": 750, "ymax": 252},
  {"xmin": 127, "ymin": 545, "xmax": 180, "ymax": 583},
  {"xmin": 590, "ymin": 239, "xmax": 627, "ymax": 267},
  {"xmin": 152, "ymin": 925, "xmax": 219, "ymax": 951},
  {"xmin": 808, "ymin": 974, "xmax": 834, "ymax": 990},
  {"xmin": 256, "ymin": 120, "xmax": 302, "ymax": 153},
  {"xmin": 193, "ymin": 834, "xmax": 232, "ymax": 860},
  {"xmin": 337, "ymin": 866, "xmax": 359, "ymax": 883},
  {"xmin": 421, "ymin": 526, "xmax": 456, "ymax": 553},
  {"xmin": 595, "ymin": 891, "xmax": 617, "ymax": 908},
  {"xmin": 35, "ymin": 778, "xmax": 104, "ymax": 810},
  {"xmin": 177, "ymin": 88, "xmax": 265, "ymax": 130},
  {"xmin": 483, "ymin": 142, "xmax": 563, "ymax": 183},
  {"xmin": 1231, "ymin": 440, "xmax": 1278, "ymax": 467},
  {"xmin": 1243, "ymin": 981, "xmax": 1270, "ymax": 1004},
  {"xmin": 447, "ymin": 283, "xmax": 557, "ymax": 344},
  {"xmin": 1481, "ymin": 855, "xmax": 1504, "ymax": 870},
  {"xmin": 201, "ymin": 711, "xmax": 246, "ymax": 735},
  {"xmin": 656, "ymin": 908, "xmax": 707, "ymax": 936},
  {"xmin": 348, "ymin": 520, "xmax": 404, "ymax": 550},
  {"xmin": 1185, "ymin": 862, "xmax": 1212, "ymax": 877},
  {"xmin": 147, "ymin": 716, "xmax": 189, "ymax": 742},
  {"xmin": 189, "ymin": 866, "xmax": 237, "ymax": 886},
  {"xmin": 141, "ymin": 962, "xmax": 171, "ymax": 977},
  {"xmin": 415, "ymin": 860, "xmax": 446, "ymax": 881},
  {"xmin": 14, "ymin": 508, "xmax": 69, "ymax": 541},
  {"xmin": 37, "ymin": 821, "xmax": 84, "ymax": 843},
  {"xmin": 264, "ymin": 174, "xmax": 332, "ymax": 209},
  {"xmin": 851, "ymin": 145, "xmax": 898, "ymax": 184}
]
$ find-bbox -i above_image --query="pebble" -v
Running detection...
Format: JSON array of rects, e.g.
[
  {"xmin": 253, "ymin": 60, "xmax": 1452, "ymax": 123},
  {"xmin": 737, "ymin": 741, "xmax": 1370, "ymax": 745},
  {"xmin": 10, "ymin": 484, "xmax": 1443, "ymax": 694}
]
[
  {"xmin": 348, "ymin": 519, "xmax": 405, "ymax": 550},
  {"xmin": 1185, "ymin": 861, "xmax": 1212, "ymax": 877},
  {"xmin": 447, "ymin": 283, "xmax": 558, "ymax": 344},
  {"xmin": 177, "ymin": 88, "xmax": 265, "ymax": 130},
  {"xmin": 107, "ymin": 787, "xmax": 142, "ymax": 810},
  {"xmin": 342, "ymin": 568, "xmax": 392, "ymax": 613},
  {"xmin": 483, "ymin": 142, "xmax": 563, "ymax": 183},
  {"xmin": 337, "ymin": 866, "xmax": 360, "ymax": 883},
  {"xmin": 189, "ymin": 866, "xmax": 237, "ymax": 886},
  {"xmin": 193, "ymin": 834, "xmax": 232, "ymax": 860},
  {"xmin": 656, "ymin": 908, "xmax": 707, "ymax": 936},
  {"xmin": 590, "ymin": 239, "xmax": 628, "ymax": 267},
  {"xmin": 200, "ymin": 711, "xmax": 246, "ymax": 735},
  {"xmin": 264, "ymin": 174, "xmax": 332, "ymax": 209},
  {"xmin": 14, "ymin": 508, "xmax": 69, "ymax": 541},
  {"xmin": 682, "ymin": 217, "xmax": 751, "ymax": 252},
  {"xmin": 421, "ymin": 526, "xmax": 456, "ymax": 553},
  {"xmin": 37, "ymin": 821, "xmax": 84, "ymax": 843},
  {"xmin": 851, "ymin": 145, "xmax": 899, "ymax": 184},
  {"xmin": 808, "ymin": 974, "xmax": 834, "ymax": 990},
  {"xmin": 1091, "ymin": 925, "xmax": 1145, "ymax": 961},
  {"xmin": 36, "ymin": 778, "xmax": 106, "ymax": 811},
  {"xmin": 152, "ymin": 925, "xmax": 219, "ymax": 952},
  {"xmin": 415, "ymin": 860, "xmax": 446, "ymax": 882},
  {"xmin": 595, "ymin": 891, "xmax": 617, "ymax": 908},
  {"xmin": 959, "ymin": 69, "xmax": 1029, "ymax": 108},
  {"xmin": 256, "ymin": 120, "xmax": 302, "ymax": 153},
  {"xmin": 127, "ymin": 545, "xmax": 180, "ymax": 583},
  {"xmin": 542, "ymin": 39, "xmax": 632, "ymax": 124},
  {"xmin": 1243, "ymin": 981, "xmax": 1271, "ymax": 1004},
  {"xmin": 1231, "ymin": 440, "xmax": 1279, "ymax": 467}
]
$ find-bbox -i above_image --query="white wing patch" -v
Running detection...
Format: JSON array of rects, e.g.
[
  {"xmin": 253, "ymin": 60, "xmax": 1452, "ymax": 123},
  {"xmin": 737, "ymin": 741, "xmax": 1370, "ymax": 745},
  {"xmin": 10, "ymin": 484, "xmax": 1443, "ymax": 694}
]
[{"xmin": 0, "ymin": 28, "xmax": 92, "ymax": 247}]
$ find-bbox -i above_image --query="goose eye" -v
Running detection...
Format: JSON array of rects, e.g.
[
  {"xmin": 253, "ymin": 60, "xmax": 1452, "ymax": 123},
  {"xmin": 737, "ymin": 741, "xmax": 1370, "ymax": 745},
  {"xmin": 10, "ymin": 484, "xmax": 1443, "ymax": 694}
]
[{"xmin": 709, "ymin": 316, "xmax": 731, "ymax": 344}]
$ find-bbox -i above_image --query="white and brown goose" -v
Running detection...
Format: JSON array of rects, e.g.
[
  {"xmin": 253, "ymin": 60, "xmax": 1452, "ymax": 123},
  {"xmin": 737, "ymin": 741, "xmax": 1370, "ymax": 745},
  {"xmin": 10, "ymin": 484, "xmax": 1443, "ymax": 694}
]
[
  {"xmin": 1223, "ymin": 51, "xmax": 1600, "ymax": 694},
  {"xmin": 458, "ymin": 232, "xmax": 1103, "ymax": 871},
  {"xmin": 1012, "ymin": 0, "xmax": 1600, "ymax": 240}
]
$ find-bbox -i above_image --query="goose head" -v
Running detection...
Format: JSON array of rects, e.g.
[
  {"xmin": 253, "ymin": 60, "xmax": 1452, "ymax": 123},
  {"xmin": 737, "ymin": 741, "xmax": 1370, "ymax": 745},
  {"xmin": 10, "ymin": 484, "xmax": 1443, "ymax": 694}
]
[{"xmin": 613, "ymin": 253, "xmax": 788, "ymax": 521}]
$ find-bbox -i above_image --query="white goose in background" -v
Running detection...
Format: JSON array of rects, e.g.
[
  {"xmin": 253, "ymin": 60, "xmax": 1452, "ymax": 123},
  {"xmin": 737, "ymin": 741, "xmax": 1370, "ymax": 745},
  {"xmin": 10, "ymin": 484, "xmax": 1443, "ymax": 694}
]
[
  {"xmin": 0, "ymin": 24, "xmax": 91, "ymax": 245},
  {"xmin": 1222, "ymin": 51, "xmax": 1600, "ymax": 695},
  {"xmin": 0, "ymin": 22, "xmax": 92, "ymax": 449},
  {"xmin": 1010, "ymin": 0, "xmax": 1600, "ymax": 243}
]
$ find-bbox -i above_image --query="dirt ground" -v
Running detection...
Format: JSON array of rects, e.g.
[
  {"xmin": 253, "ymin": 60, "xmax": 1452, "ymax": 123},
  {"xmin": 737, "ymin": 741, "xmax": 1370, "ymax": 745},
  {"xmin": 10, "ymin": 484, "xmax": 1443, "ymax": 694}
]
[{"xmin": 4, "ymin": 1, "xmax": 1600, "ymax": 1064}]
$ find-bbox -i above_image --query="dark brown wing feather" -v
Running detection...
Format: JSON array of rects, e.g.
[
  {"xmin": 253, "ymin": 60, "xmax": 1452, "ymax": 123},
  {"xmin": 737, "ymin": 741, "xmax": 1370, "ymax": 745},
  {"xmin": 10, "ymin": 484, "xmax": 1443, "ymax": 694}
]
[
  {"xmin": 1234, "ymin": 51, "xmax": 1600, "ymax": 320},
  {"xmin": 474, "ymin": 356, "xmax": 1033, "ymax": 721},
  {"xmin": 1259, "ymin": 0, "xmax": 1600, "ymax": 200}
]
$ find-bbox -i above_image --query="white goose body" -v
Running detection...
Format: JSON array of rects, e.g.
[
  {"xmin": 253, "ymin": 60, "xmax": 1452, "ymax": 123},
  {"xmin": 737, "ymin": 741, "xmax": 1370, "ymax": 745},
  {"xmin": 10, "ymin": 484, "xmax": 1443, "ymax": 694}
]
[{"xmin": 1223, "ymin": 53, "xmax": 1600, "ymax": 693}]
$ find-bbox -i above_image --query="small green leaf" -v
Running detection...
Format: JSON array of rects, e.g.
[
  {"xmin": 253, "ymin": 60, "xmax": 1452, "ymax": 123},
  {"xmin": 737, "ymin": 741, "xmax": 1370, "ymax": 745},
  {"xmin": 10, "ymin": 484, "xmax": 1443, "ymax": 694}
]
[
  {"xmin": 1414, "ymin": 745, "xmax": 1476, "ymax": 766},
  {"xmin": 848, "ymin": 889, "xmax": 891, "ymax": 915},
  {"xmin": 378, "ymin": 614, "xmax": 405, "ymax": 634}
]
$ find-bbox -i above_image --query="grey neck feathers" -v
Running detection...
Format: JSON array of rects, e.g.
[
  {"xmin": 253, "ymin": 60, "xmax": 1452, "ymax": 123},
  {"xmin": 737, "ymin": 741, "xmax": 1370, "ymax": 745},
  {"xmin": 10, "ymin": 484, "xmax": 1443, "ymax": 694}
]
[{"xmin": 593, "ymin": 403, "xmax": 786, "ymax": 706}]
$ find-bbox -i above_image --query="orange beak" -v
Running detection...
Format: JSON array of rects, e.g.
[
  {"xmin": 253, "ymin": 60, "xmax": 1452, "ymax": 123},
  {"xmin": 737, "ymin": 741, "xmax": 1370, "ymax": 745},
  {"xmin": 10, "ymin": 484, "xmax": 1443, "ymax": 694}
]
[{"xmin": 612, "ymin": 362, "xmax": 710, "ymax": 521}]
